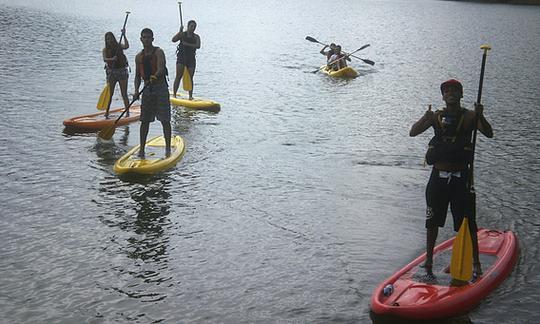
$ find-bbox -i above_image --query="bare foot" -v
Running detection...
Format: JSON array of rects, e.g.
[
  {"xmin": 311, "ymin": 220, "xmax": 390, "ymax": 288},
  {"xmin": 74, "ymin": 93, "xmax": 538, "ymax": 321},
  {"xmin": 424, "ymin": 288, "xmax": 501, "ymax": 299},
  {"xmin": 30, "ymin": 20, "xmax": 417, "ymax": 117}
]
[{"xmin": 137, "ymin": 150, "xmax": 145, "ymax": 159}]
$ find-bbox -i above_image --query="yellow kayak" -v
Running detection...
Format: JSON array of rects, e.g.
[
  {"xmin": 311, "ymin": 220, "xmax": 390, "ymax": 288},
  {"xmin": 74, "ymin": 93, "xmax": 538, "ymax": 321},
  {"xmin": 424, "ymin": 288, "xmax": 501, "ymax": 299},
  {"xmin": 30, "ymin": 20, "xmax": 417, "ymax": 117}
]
[
  {"xmin": 170, "ymin": 92, "xmax": 221, "ymax": 112},
  {"xmin": 321, "ymin": 65, "xmax": 359, "ymax": 78},
  {"xmin": 114, "ymin": 135, "xmax": 186, "ymax": 175}
]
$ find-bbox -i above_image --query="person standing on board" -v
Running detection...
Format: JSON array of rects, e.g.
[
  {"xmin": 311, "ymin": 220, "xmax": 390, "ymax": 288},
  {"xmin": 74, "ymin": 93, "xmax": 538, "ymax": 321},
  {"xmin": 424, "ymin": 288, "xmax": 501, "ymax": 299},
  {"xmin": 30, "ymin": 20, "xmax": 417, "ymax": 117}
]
[
  {"xmin": 320, "ymin": 43, "xmax": 336, "ymax": 62},
  {"xmin": 133, "ymin": 28, "xmax": 171, "ymax": 158},
  {"xmin": 172, "ymin": 20, "xmax": 201, "ymax": 100},
  {"xmin": 102, "ymin": 30, "xmax": 130, "ymax": 118},
  {"xmin": 409, "ymin": 79, "xmax": 493, "ymax": 280}
]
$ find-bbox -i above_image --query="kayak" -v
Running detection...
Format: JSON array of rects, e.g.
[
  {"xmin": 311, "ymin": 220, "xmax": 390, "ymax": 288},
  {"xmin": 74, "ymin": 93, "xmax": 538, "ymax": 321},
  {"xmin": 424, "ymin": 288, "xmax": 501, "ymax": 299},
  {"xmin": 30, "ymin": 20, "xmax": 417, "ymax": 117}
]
[
  {"xmin": 320, "ymin": 65, "xmax": 359, "ymax": 78},
  {"xmin": 170, "ymin": 92, "xmax": 221, "ymax": 112},
  {"xmin": 63, "ymin": 105, "xmax": 141, "ymax": 132},
  {"xmin": 370, "ymin": 229, "xmax": 518, "ymax": 320},
  {"xmin": 114, "ymin": 135, "xmax": 186, "ymax": 175}
]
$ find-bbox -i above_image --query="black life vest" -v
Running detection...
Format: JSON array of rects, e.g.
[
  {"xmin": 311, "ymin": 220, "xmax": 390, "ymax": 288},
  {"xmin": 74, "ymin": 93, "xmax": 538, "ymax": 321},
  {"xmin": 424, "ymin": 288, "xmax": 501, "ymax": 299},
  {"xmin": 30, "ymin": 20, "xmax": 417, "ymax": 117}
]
[
  {"xmin": 425, "ymin": 108, "xmax": 473, "ymax": 165},
  {"xmin": 105, "ymin": 45, "xmax": 127, "ymax": 69},
  {"xmin": 176, "ymin": 32, "xmax": 197, "ymax": 60}
]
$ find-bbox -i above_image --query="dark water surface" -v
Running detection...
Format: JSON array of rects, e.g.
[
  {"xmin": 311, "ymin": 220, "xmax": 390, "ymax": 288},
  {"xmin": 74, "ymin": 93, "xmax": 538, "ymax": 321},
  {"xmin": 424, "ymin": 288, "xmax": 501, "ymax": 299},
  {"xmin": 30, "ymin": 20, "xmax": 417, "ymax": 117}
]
[{"xmin": 1, "ymin": 0, "xmax": 539, "ymax": 323}]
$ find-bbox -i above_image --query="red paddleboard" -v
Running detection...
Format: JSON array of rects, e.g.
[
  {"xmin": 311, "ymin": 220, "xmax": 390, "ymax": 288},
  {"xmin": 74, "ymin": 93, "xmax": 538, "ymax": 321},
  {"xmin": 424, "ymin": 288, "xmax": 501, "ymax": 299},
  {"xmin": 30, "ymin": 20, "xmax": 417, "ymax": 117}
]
[
  {"xmin": 63, "ymin": 105, "xmax": 141, "ymax": 132},
  {"xmin": 371, "ymin": 229, "xmax": 518, "ymax": 320}
]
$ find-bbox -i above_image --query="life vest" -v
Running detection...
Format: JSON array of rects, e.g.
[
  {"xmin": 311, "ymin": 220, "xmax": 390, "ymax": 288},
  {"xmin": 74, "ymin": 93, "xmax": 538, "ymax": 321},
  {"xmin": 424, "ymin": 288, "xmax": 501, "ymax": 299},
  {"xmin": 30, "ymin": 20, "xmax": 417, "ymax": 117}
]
[
  {"xmin": 105, "ymin": 46, "xmax": 127, "ymax": 69},
  {"xmin": 425, "ymin": 108, "xmax": 473, "ymax": 165},
  {"xmin": 176, "ymin": 32, "xmax": 197, "ymax": 60},
  {"xmin": 139, "ymin": 47, "xmax": 159, "ymax": 81}
]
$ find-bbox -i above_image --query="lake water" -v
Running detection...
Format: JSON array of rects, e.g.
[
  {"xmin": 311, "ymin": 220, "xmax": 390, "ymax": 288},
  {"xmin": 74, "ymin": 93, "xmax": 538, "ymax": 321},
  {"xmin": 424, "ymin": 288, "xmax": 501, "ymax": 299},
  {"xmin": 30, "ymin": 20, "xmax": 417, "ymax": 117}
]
[{"xmin": 1, "ymin": 0, "xmax": 539, "ymax": 323}]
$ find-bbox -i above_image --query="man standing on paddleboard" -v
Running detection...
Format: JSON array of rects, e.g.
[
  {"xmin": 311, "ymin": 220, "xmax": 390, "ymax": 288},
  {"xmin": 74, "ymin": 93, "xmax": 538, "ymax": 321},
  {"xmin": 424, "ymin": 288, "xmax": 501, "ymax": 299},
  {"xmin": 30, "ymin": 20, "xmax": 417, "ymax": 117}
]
[
  {"xmin": 134, "ymin": 28, "xmax": 172, "ymax": 158},
  {"xmin": 410, "ymin": 79, "xmax": 493, "ymax": 280}
]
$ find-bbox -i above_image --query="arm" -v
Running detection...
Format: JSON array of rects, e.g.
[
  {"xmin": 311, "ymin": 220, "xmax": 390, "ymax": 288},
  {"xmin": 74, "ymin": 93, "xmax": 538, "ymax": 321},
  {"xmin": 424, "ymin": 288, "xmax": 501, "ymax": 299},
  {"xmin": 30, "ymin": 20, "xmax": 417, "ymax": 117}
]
[
  {"xmin": 320, "ymin": 45, "xmax": 328, "ymax": 55},
  {"xmin": 410, "ymin": 105, "xmax": 434, "ymax": 137},
  {"xmin": 172, "ymin": 28, "xmax": 183, "ymax": 42},
  {"xmin": 102, "ymin": 48, "xmax": 116, "ymax": 63},
  {"xmin": 475, "ymin": 103, "xmax": 493, "ymax": 138},
  {"xmin": 133, "ymin": 53, "xmax": 141, "ymax": 99}
]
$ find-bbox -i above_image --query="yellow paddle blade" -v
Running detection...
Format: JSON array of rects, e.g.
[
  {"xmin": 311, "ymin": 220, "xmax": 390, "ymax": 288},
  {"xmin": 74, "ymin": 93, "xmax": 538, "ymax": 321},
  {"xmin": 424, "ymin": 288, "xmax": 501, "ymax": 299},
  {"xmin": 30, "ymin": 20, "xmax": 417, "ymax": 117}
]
[
  {"xmin": 450, "ymin": 218, "xmax": 473, "ymax": 281},
  {"xmin": 182, "ymin": 67, "xmax": 192, "ymax": 91},
  {"xmin": 97, "ymin": 84, "xmax": 111, "ymax": 110},
  {"xmin": 98, "ymin": 124, "xmax": 116, "ymax": 140}
]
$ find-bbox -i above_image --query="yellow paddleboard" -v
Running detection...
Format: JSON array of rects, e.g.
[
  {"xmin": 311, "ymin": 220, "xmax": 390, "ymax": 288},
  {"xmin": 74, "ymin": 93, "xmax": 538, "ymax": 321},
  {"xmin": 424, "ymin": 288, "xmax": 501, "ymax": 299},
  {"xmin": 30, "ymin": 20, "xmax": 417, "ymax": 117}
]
[
  {"xmin": 170, "ymin": 92, "xmax": 220, "ymax": 112},
  {"xmin": 114, "ymin": 135, "xmax": 186, "ymax": 175}
]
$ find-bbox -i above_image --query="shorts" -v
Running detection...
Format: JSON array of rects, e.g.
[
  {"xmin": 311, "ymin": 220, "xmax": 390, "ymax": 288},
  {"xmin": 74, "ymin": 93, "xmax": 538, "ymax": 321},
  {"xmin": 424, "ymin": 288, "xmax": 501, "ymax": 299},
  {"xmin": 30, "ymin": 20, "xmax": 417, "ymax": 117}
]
[
  {"xmin": 106, "ymin": 67, "xmax": 128, "ymax": 84},
  {"xmin": 425, "ymin": 168, "xmax": 476, "ymax": 231},
  {"xmin": 176, "ymin": 54, "xmax": 196, "ymax": 69},
  {"xmin": 140, "ymin": 81, "xmax": 171, "ymax": 123}
]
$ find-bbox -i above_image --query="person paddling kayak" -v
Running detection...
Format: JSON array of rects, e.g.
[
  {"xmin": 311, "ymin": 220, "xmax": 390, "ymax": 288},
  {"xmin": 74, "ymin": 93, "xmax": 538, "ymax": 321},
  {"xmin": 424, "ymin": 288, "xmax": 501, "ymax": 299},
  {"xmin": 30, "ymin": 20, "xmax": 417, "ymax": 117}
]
[
  {"xmin": 320, "ymin": 43, "xmax": 336, "ymax": 62},
  {"xmin": 328, "ymin": 45, "xmax": 350, "ymax": 71},
  {"xmin": 102, "ymin": 30, "xmax": 129, "ymax": 118},
  {"xmin": 409, "ymin": 79, "xmax": 493, "ymax": 280},
  {"xmin": 172, "ymin": 20, "xmax": 200, "ymax": 100}
]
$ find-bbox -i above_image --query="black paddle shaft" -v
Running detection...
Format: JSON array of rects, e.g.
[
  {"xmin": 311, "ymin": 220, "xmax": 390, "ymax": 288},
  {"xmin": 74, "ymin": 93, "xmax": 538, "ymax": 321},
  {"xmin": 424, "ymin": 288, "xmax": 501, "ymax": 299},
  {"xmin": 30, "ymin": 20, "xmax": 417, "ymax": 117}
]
[{"xmin": 468, "ymin": 46, "xmax": 491, "ymax": 198}]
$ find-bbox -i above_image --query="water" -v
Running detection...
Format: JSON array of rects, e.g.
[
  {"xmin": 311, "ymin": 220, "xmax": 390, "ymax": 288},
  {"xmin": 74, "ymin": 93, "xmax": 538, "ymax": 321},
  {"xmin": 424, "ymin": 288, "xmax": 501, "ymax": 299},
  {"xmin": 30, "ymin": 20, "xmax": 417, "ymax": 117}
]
[{"xmin": 1, "ymin": 0, "xmax": 539, "ymax": 323}]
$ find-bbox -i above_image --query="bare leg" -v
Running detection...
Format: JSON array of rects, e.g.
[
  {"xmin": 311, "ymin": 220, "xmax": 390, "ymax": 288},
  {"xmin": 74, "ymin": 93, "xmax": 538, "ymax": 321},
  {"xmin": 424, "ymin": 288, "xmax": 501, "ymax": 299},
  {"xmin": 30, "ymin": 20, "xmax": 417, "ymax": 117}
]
[
  {"xmin": 423, "ymin": 226, "xmax": 438, "ymax": 275},
  {"xmin": 139, "ymin": 121, "xmax": 150, "ymax": 158},
  {"xmin": 173, "ymin": 63, "xmax": 185, "ymax": 97},
  {"xmin": 470, "ymin": 224, "xmax": 482, "ymax": 276},
  {"xmin": 188, "ymin": 66, "xmax": 195, "ymax": 100},
  {"xmin": 161, "ymin": 121, "xmax": 172, "ymax": 157},
  {"xmin": 106, "ymin": 80, "xmax": 117, "ymax": 118},
  {"xmin": 118, "ymin": 78, "xmax": 129, "ymax": 116}
]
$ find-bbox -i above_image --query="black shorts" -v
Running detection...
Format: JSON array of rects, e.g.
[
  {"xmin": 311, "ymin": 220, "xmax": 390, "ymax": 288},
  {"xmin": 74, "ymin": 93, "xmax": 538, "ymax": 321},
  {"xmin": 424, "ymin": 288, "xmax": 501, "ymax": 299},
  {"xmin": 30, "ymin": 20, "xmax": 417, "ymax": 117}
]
[
  {"xmin": 425, "ymin": 168, "xmax": 476, "ymax": 231},
  {"xmin": 176, "ymin": 54, "xmax": 196, "ymax": 69}
]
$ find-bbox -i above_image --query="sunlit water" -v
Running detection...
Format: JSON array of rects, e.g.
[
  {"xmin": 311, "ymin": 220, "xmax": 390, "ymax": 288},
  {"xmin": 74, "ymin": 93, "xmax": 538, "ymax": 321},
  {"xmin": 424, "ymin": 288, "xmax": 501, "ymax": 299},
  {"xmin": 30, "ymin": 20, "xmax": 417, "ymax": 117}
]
[{"xmin": 1, "ymin": 0, "xmax": 539, "ymax": 323}]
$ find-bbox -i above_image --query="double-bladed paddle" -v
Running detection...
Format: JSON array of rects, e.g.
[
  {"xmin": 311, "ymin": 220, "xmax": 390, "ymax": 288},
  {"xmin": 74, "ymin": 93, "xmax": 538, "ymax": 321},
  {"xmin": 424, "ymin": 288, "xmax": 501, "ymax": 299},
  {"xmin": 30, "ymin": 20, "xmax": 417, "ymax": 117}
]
[
  {"xmin": 97, "ymin": 11, "xmax": 131, "ymax": 110},
  {"xmin": 305, "ymin": 36, "xmax": 375, "ymax": 66},
  {"xmin": 450, "ymin": 44, "xmax": 492, "ymax": 282}
]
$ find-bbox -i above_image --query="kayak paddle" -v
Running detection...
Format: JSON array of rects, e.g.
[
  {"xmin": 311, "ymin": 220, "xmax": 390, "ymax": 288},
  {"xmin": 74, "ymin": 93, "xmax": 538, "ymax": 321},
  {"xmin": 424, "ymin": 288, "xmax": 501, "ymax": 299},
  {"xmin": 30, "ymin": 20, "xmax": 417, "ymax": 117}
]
[
  {"xmin": 450, "ymin": 44, "xmax": 492, "ymax": 282},
  {"xmin": 305, "ymin": 36, "xmax": 374, "ymax": 67},
  {"xmin": 98, "ymin": 84, "xmax": 147, "ymax": 140},
  {"xmin": 96, "ymin": 11, "xmax": 131, "ymax": 110}
]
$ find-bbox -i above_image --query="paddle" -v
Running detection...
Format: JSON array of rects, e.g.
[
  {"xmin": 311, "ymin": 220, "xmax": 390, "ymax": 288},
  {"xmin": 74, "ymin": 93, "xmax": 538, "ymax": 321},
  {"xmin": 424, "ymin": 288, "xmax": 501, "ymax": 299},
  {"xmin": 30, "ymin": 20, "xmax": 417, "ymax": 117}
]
[
  {"xmin": 98, "ymin": 84, "xmax": 147, "ymax": 140},
  {"xmin": 305, "ymin": 36, "xmax": 375, "ymax": 66},
  {"xmin": 96, "ymin": 84, "xmax": 111, "ymax": 110},
  {"xmin": 97, "ymin": 11, "xmax": 131, "ymax": 110},
  {"xmin": 178, "ymin": 2, "xmax": 193, "ymax": 91},
  {"xmin": 450, "ymin": 44, "xmax": 491, "ymax": 282}
]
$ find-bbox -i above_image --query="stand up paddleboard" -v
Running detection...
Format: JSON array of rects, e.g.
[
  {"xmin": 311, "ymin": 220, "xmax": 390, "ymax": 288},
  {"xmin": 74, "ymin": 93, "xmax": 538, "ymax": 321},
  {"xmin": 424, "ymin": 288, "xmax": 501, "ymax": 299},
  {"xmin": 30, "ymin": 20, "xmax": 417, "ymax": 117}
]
[{"xmin": 371, "ymin": 229, "xmax": 518, "ymax": 320}]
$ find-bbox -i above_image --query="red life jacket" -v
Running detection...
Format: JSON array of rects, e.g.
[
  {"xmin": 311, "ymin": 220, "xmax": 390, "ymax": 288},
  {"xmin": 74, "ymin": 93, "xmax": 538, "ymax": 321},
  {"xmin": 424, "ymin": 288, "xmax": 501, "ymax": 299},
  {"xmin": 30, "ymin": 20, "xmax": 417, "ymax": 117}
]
[{"xmin": 139, "ymin": 47, "xmax": 158, "ymax": 81}]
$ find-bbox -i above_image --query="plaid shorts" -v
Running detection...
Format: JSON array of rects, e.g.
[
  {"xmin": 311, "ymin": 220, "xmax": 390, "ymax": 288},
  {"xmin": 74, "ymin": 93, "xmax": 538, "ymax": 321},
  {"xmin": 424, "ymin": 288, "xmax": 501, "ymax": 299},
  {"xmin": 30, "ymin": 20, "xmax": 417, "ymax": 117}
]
[
  {"xmin": 140, "ymin": 81, "xmax": 171, "ymax": 123},
  {"xmin": 106, "ymin": 67, "xmax": 128, "ymax": 84}
]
